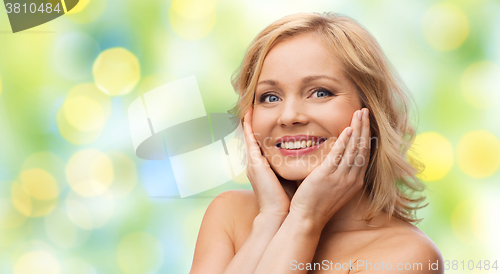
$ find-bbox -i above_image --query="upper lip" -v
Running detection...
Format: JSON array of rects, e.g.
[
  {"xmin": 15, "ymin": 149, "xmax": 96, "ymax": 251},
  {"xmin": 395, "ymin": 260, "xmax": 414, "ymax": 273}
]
[{"xmin": 275, "ymin": 135, "xmax": 327, "ymax": 146}]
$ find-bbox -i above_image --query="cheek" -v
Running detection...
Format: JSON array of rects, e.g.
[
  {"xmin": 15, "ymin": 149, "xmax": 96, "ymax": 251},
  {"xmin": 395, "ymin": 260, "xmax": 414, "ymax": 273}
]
[{"xmin": 251, "ymin": 113, "xmax": 273, "ymax": 148}]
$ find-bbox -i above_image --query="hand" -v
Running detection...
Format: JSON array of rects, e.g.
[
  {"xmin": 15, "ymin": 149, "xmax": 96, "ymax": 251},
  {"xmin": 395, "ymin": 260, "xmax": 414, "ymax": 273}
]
[
  {"xmin": 289, "ymin": 108, "xmax": 371, "ymax": 228},
  {"xmin": 243, "ymin": 107, "xmax": 297, "ymax": 218}
]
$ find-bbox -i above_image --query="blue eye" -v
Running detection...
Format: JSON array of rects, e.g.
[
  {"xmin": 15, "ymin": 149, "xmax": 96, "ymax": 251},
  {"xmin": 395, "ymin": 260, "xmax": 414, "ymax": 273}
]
[
  {"xmin": 312, "ymin": 88, "xmax": 334, "ymax": 98},
  {"xmin": 267, "ymin": 95, "xmax": 279, "ymax": 102},
  {"xmin": 260, "ymin": 93, "xmax": 280, "ymax": 103}
]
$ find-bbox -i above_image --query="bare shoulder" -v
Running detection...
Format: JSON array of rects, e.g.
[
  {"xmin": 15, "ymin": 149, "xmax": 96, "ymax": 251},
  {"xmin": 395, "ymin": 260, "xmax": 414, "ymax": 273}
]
[
  {"xmin": 356, "ymin": 221, "xmax": 444, "ymax": 273},
  {"xmin": 190, "ymin": 189, "xmax": 259, "ymax": 273},
  {"xmin": 212, "ymin": 189, "xmax": 258, "ymax": 212},
  {"xmin": 210, "ymin": 189, "xmax": 259, "ymax": 228}
]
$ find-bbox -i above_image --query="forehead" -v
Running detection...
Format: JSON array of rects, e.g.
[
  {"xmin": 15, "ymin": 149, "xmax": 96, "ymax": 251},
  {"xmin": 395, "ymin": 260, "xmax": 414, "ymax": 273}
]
[{"xmin": 258, "ymin": 32, "xmax": 346, "ymax": 81}]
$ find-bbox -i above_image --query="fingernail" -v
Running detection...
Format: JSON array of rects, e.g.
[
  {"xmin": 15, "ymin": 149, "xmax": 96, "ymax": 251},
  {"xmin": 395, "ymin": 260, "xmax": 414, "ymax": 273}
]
[
  {"xmin": 357, "ymin": 110, "xmax": 362, "ymax": 121},
  {"xmin": 347, "ymin": 127, "xmax": 353, "ymax": 137},
  {"xmin": 364, "ymin": 108, "xmax": 369, "ymax": 117}
]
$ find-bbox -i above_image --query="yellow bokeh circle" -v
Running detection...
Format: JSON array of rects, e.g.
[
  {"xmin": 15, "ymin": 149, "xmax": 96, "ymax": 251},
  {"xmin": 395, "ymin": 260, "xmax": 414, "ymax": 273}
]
[
  {"xmin": 116, "ymin": 232, "xmax": 164, "ymax": 274},
  {"xmin": 66, "ymin": 149, "xmax": 114, "ymax": 197},
  {"xmin": 66, "ymin": 0, "xmax": 90, "ymax": 14},
  {"xmin": 457, "ymin": 130, "xmax": 500, "ymax": 178},
  {"xmin": 63, "ymin": 96, "xmax": 106, "ymax": 131},
  {"xmin": 421, "ymin": 3, "xmax": 469, "ymax": 51},
  {"xmin": 93, "ymin": 48, "xmax": 141, "ymax": 96},
  {"xmin": 407, "ymin": 132, "xmax": 454, "ymax": 181},
  {"xmin": 169, "ymin": 0, "xmax": 217, "ymax": 40},
  {"xmin": 20, "ymin": 168, "xmax": 59, "ymax": 201},
  {"xmin": 65, "ymin": 0, "xmax": 107, "ymax": 24},
  {"xmin": 14, "ymin": 250, "xmax": 61, "ymax": 274},
  {"xmin": 460, "ymin": 61, "xmax": 500, "ymax": 109},
  {"xmin": 58, "ymin": 83, "xmax": 111, "ymax": 145},
  {"xmin": 11, "ymin": 180, "xmax": 57, "ymax": 217}
]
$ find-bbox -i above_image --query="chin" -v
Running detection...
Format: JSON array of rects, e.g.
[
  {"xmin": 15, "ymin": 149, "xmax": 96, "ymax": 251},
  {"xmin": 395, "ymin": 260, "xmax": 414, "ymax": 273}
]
[{"xmin": 270, "ymin": 159, "xmax": 318, "ymax": 181}]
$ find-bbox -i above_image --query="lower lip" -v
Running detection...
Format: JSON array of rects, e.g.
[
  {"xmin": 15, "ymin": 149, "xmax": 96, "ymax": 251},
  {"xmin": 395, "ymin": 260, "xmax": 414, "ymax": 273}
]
[{"xmin": 277, "ymin": 141, "xmax": 325, "ymax": 156}]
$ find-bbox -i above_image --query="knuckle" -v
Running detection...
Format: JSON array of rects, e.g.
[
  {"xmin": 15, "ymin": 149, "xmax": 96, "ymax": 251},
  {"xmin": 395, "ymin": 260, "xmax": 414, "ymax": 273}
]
[
  {"xmin": 359, "ymin": 147, "xmax": 369, "ymax": 157},
  {"xmin": 347, "ymin": 173, "xmax": 357, "ymax": 183}
]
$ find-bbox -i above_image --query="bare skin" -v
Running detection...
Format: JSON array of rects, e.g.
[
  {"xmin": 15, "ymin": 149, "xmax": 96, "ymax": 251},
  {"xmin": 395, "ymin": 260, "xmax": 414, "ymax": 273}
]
[{"xmin": 190, "ymin": 32, "xmax": 443, "ymax": 274}]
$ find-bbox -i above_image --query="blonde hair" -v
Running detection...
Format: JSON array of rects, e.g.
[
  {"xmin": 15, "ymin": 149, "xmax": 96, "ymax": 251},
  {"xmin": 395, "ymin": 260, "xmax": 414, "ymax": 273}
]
[{"xmin": 229, "ymin": 12, "xmax": 427, "ymax": 224}]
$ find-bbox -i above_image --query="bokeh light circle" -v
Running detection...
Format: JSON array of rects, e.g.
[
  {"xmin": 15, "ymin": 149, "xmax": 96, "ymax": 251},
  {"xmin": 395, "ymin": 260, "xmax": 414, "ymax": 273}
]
[
  {"xmin": 421, "ymin": 3, "xmax": 469, "ymax": 51},
  {"xmin": 11, "ymin": 180, "xmax": 57, "ymax": 217},
  {"xmin": 471, "ymin": 197, "xmax": 500, "ymax": 244},
  {"xmin": 65, "ymin": 0, "xmax": 107, "ymax": 24},
  {"xmin": 66, "ymin": 149, "xmax": 114, "ymax": 197},
  {"xmin": 116, "ymin": 232, "xmax": 164, "ymax": 274},
  {"xmin": 66, "ymin": 0, "xmax": 91, "ymax": 14},
  {"xmin": 93, "ymin": 48, "xmax": 141, "ymax": 96},
  {"xmin": 168, "ymin": 0, "xmax": 217, "ymax": 40},
  {"xmin": 14, "ymin": 250, "xmax": 61, "ymax": 274},
  {"xmin": 57, "ymin": 83, "xmax": 111, "ymax": 145},
  {"xmin": 20, "ymin": 168, "xmax": 59, "ymax": 201},
  {"xmin": 457, "ymin": 130, "xmax": 500, "ymax": 178},
  {"xmin": 460, "ymin": 61, "xmax": 500, "ymax": 109},
  {"xmin": 63, "ymin": 96, "xmax": 106, "ymax": 131},
  {"xmin": 65, "ymin": 191, "xmax": 115, "ymax": 230},
  {"xmin": 44, "ymin": 208, "xmax": 91, "ymax": 248},
  {"xmin": 407, "ymin": 132, "xmax": 454, "ymax": 181}
]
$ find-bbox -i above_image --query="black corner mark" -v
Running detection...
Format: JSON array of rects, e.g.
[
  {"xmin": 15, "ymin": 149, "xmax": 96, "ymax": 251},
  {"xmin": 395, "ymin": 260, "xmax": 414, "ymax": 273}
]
[{"xmin": 3, "ymin": 0, "xmax": 79, "ymax": 33}]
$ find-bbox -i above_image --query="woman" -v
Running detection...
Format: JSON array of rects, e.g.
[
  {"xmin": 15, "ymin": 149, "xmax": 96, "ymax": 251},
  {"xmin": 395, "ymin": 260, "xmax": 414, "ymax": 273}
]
[{"xmin": 190, "ymin": 12, "xmax": 443, "ymax": 274}]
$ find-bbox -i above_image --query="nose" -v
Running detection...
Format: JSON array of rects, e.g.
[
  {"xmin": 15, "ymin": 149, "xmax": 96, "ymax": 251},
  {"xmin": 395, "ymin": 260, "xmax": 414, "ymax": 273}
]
[{"xmin": 277, "ymin": 99, "xmax": 309, "ymax": 127}]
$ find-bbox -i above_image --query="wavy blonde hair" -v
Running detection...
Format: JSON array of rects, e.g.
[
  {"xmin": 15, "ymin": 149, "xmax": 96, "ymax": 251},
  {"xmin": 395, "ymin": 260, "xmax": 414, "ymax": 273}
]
[{"xmin": 229, "ymin": 12, "xmax": 427, "ymax": 224}]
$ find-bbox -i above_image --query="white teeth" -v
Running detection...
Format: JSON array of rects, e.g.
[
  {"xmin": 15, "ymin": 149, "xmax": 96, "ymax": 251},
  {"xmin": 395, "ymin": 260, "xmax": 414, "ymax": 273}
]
[
  {"xmin": 300, "ymin": 140, "xmax": 306, "ymax": 148},
  {"xmin": 280, "ymin": 139, "xmax": 324, "ymax": 150}
]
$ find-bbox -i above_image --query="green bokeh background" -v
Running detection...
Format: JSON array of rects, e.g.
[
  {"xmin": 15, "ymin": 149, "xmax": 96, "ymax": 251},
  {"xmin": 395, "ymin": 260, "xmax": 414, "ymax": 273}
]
[{"xmin": 1, "ymin": 0, "xmax": 499, "ymax": 273}]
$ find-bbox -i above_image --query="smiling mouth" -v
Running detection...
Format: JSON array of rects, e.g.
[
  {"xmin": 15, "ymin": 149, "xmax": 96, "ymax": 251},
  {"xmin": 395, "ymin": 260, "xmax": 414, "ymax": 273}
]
[{"xmin": 276, "ymin": 137, "xmax": 327, "ymax": 150}]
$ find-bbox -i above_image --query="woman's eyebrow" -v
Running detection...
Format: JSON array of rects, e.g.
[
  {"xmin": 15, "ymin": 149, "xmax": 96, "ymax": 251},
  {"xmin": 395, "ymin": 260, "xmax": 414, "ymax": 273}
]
[{"xmin": 257, "ymin": 75, "xmax": 340, "ymax": 86}]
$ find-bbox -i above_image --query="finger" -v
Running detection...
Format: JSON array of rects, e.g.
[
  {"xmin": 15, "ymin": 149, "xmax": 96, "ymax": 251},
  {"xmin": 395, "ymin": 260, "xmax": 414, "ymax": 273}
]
[
  {"xmin": 349, "ymin": 108, "xmax": 371, "ymax": 176},
  {"xmin": 318, "ymin": 126, "xmax": 352, "ymax": 173},
  {"xmin": 337, "ymin": 109, "xmax": 363, "ymax": 173}
]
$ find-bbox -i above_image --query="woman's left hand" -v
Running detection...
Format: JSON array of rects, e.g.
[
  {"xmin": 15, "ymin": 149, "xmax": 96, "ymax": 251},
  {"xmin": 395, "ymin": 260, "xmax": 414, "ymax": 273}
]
[{"xmin": 289, "ymin": 108, "xmax": 371, "ymax": 228}]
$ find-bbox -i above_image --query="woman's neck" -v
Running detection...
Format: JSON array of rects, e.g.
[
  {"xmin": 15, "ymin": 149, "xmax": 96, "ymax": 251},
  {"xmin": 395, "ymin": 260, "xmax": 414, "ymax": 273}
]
[{"xmin": 320, "ymin": 189, "xmax": 390, "ymax": 234}]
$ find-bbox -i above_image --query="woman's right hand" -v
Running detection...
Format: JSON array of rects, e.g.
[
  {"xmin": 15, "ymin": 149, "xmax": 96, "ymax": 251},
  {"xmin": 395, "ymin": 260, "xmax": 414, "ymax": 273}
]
[{"xmin": 243, "ymin": 107, "xmax": 294, "ymax": 219}]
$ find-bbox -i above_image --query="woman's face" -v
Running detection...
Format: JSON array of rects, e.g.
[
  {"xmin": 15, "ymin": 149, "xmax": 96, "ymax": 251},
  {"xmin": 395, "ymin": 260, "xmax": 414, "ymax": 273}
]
[{"xmin": 252, "ymin": 32, "xmax": 363, "ymax": 182}]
